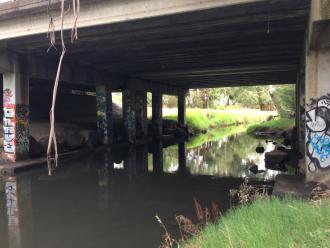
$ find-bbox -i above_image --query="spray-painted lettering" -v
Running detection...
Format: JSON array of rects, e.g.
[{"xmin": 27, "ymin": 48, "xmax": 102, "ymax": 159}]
[{"xmin": 306, "ymin": 94, "xmax": 330, "ymax": 172}]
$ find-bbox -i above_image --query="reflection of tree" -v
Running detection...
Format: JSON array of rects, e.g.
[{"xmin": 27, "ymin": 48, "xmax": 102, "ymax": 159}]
[
  {"xmin": 186, "ymin": 132, "xmax": 262, "ymax": 177},
  {"xmin": 162, "ymin": 128, "xmax": 277, "ymax": 180},
  {"xmin": 163, "ymin": 145, "xmax": 179, "ymax": 173}
]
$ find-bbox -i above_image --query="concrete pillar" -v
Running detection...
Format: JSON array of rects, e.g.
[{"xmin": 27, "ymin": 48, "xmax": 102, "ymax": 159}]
[
  {"xmin": 96, "ymin": 85, "xmax": 113, "ymax": 145},
  {"xmin": 178, "ymin": 90, "xmax": 187, "ymax": 127},
  {"xmin": 305, "ymin": 48, "xmax": 330, "ymax": 183},
  {"xmin": 152, "ymin": 140, "xmax": 163, "ymax": 175},
  {"xmin": 124, "ymin": 147, "xmax": 137, "ymax": 180},
  {"xmin": 152, "ymin": 91, "xmax": 162, "ymax": 137},
  {"xmin": 304, "ymin": 1, "xmax": 330, "ymax": 184},
  {"xmin": 123, "ymin": 88, "xmax": 136, "ymax": 143},
  {"xmin": 178, "ymin": 141, "xmax": 187, "ymax": 174},
  {"xmin": 135, "ymin": 91, "xmax": 148, "ymax": 139},
  {"xmin": 2, "ymin": 58, "xmax": 29, "ymax": 162}
]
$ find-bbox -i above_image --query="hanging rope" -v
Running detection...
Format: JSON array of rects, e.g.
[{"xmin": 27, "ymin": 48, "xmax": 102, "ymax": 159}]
[{"xmin": 47, "ymin": 0, "xmax": 80, "ymax": 175}]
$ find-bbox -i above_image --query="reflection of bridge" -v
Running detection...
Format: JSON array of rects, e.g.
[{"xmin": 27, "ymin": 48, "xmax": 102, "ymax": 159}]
[{"xmin": 0, "ymin": 0, "xmax": 329, "ymax": 183}]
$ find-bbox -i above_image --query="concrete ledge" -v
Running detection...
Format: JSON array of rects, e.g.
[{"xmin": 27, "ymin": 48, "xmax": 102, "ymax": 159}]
[
  {"xmin": 0, "ymin": 139, "xmax": 154, "ymax": 175},
  {"xmin": 0, "ymin": 146, "xmax": 111, "ymax": 176},
  {"xmin": 273, "ymin": 174, "xmax": 317, "ymax": 199}
]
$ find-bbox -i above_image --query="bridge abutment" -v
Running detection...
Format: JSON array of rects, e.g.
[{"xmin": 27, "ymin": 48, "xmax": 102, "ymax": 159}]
[{"xmin": 305, "ymin": 0, "xmax": 330, "ymax": 184}]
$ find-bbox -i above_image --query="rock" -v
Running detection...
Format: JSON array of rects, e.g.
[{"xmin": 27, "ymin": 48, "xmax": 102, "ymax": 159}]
[
  {"xmin": 249, "ymin": 165, "xmax": 259, "ymax": 174},
  {"xmin": 64, "ymin": 129, "xmax": 84, "ymax": 149},
  {"xmin": 80, "ymin": 130, "xmax": 99, "ymax": 148},
  {"xmin": 29, "ymin": 136, "xmax": 42, "ymax": 158},
  {"xmin": 256, "ymin": 146, "xmax": 265, "ymax": 153},
  {"xmin": 249, "ymin": 165, "xmax": 266, "ymax": 174},
  {"xmin": 265, "ymin": 150, "xmax": 289, "ymax": 165},
  {"xmin": 39, "ymin": 135, "xmax": 67, "ymax": 154}
]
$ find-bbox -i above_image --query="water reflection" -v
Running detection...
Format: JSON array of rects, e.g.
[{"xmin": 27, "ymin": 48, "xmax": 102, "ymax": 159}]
[
  {"xmin": 163, "ymin": 130, "xmax": 280, "ymax": 181},
  {"xmin": 0, "ymin": 127, "xmax": 281, "ymax": 248}
]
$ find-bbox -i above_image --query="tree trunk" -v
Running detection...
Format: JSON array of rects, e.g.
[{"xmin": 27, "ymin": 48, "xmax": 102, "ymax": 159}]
[{"xmin": 267, "ymin": 86, "xmax": 288, "ymax": 117}]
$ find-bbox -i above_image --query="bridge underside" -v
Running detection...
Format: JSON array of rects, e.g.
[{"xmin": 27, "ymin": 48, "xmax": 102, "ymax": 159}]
[
  {"xmin": 1, "ymin": 0, "xmax": 330, "ymax": 185},
  {"xmin": 2, "ymin": 0, "xmax": 309, "ymax": 88}
]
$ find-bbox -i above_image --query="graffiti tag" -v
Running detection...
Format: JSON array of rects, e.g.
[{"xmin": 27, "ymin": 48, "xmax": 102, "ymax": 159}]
[{"xmin": 306, "ymin": 95, "xmax": 330, "ymax": 172}]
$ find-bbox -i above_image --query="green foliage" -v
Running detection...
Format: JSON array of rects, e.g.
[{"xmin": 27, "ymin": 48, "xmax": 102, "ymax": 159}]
[
  {"xmin": 164, "ymin": 109, "xmax": 272, "ymax": 132},
  {"xmin": 185, "ymin": 198, "xmax": 330, "ymax": 248},
  {"xmin": 247, "ymin": 118, "xmax": 295, "ymax": 134},
  {"xmin": 273, "ymin": 84, "xmax": 296, "ymax": 117},
  {"xmin": 162, "ymin": 95, "xmax": 178, "ymax": 108}
]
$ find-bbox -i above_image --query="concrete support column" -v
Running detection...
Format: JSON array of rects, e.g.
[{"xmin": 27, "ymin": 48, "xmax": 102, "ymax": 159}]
[
  {"xmin": 135, "ymin": 91, "xmax": 148, "ymax": 139},
  {"xmin": 152, "ymin": 91, "xmax": 162, "ymax": 137},
  {"xmin": 152, "ymin": 140, "xmax": 163, "ymax": 175},
  {"xmin": 178, "ymin": 141, "xmax": 187, "ymax": 174},
  {"xmin": 304, "ymin": 1, "xmax": 330, "ymax": 183},
  {"xmin": 96, "ymin": 85, "xmax": 113, "ymax": 145},
  {"xmin": 2, "ymin": 58, "xmax": 29, "ymax": 162},
  {"xmin": 178, "ymin": 90, "xmax": 187, "ymax": 127},
  {"xmin": 123, "ymin": 88, "xmax": 136, "ymax": 143},
  {"xmin": 305, "ymin": 47, "xmax": 330, "ymax": 183}
]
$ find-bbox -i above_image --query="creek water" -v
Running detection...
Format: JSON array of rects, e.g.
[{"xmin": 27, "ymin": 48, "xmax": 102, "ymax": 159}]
[{"xmin": 0, "ymin": 127, "xmax": 280, "ymax": 248}]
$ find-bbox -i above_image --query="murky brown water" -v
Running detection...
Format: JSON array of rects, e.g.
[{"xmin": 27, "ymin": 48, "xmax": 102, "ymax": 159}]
[{"xmin": 0, "ymin": 130, "xmax": 278, "ymax": 248}]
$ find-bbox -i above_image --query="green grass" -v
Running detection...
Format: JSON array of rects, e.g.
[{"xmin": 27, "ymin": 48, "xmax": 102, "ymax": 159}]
[
  {"xmin": 185, "ymin": 197, "xmax": 330, "ymax": 248},
  {"xmin": 164, "ymin": 108, "xmax": 273, "ymax": 132},
  {"xmin": 186, "ymin": 125, "xmax": 247, "ymax": 149},
  {"xmin": 247, "ymin": 118, "xmax": 295, "ymax": 135}
]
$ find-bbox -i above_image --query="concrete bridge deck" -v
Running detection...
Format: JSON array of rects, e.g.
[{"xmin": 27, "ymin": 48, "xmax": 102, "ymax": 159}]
[{"xmin": 1, "ymin": 0, "xmax": 310, "ymax": 88}]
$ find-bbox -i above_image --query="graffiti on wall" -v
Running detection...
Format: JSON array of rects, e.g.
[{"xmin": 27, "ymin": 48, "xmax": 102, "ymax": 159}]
[
  {"xmin": 5, "ymin": 179, "xmax": 19, "ymax": 226},
  {"xmin": 306, "ymin": 94, "xmax": 330, "ymax": 172},
  {"xmin": 3, "ymin": 88, "xmax": 16, "ymax": 160},
  {"xmin": 3, "ymin": 88, "xmax": 29, "ymax": 160},
  {"xmin": 96, "ymin": 86, "xmax": 107, "ymax": 138},
  {"xmin": 16, "ymin": 104, "xmax": 29, "ymax": 159}
]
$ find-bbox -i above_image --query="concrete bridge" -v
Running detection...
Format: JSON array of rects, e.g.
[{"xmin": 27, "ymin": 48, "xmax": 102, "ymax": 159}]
[{"xmin": 0, "ymin": 0, "xmax": 329, "ymax": 184}]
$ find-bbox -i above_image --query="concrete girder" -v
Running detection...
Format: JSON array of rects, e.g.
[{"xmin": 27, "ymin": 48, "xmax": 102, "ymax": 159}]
[
  {"xmin": 126, "ymin": 78, "xmax": 185, "ymax": 96},
  {"xmin": 0, "ymin": 0, "xmax": 263, "ymax": 41},
  {"xmin": 0, "ymin": 50, "xmax": 120, "ymax": 87}
]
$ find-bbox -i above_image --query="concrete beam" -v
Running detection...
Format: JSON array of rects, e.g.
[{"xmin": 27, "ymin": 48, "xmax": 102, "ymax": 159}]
[
  {"xmin": 308, "ymin": 0, "xmax": 330, "ymax": 50},
  {"xmin": 0, "ymin": 0, "xmax": 262, "ymax": 40},
  {"xmin": 0, "ymin": 49, "xmax": 120, "ymax": 87},
  {"xmin": 126, "ymin": 78, "xmax": 183, "ymax": 95}
]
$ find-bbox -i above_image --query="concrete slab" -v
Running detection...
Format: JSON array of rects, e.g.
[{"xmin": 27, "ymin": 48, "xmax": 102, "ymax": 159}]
[{"xmin": 273, "ymin": 174, "xmax": 317, "ymax": 199}]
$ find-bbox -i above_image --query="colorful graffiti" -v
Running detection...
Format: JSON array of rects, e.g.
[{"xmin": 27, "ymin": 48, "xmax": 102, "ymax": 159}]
[
  {"xmin": 15, "ymin": 104, "xmax": 29, "ymax": 159},
  {"xmin": 96, "ymin": 86, "xmax": 108, "ymax": 140},
  {"xmin": 306, "ymin": 94, "xmax": 330, "ymax": 172},
  {"xmin": 3, "ymin": 88, "xmax": 29, "ymax": 161},
  {"xmin": 3, "ymin": 88, "xmax": 16, "ymax": 160}
]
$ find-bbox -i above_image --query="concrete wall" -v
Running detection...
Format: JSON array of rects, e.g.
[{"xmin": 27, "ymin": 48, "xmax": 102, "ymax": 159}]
[{"xmin": 305, "ymin": 1, "xmax": 330, "ymax": 184}]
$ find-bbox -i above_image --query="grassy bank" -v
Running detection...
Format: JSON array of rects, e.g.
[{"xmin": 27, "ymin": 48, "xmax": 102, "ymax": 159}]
[
  {"xmin": 186, "ymin": 125, "xmax": 247, "ymax": 149},
  {"xmin": 185, "ymin": 197, "xmax": 330, "ymax": 248},
  {"xmin": 164, "ymin": 108, "xmax": 274, "ymax": 132},
  {"xmin": 247, "ymin": 118, "xmax": 295, "ymax": 135}
]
